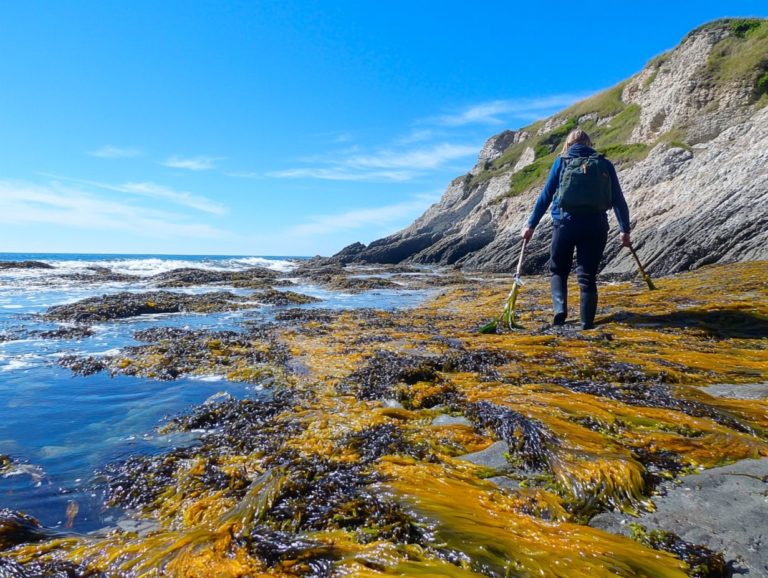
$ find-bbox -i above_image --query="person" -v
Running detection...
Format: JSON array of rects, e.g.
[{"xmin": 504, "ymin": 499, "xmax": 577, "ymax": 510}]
[{"xmin": 521, "ymin": 129, "xmax": 630, "ymax": 330}]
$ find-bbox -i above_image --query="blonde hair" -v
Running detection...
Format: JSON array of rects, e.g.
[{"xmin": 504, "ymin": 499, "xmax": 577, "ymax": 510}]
[{"xmin": 561, "ymin": 129, "xmax": 592, "ymax": 154}]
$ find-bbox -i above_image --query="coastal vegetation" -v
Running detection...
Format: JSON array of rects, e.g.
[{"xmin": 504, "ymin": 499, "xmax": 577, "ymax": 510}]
[
  {"xmin": 2, "ymin": 260, "xmax": 766, "ymax": 576},
  {"xmin": 461, "ymin": 18, "xmax": 768, "ymax": 204}
]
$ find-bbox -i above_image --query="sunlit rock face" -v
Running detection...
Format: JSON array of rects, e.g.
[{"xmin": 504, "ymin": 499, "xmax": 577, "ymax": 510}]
[{"xmin": 332, "ymin": 19, "xmax": 768, "ymax": 275}]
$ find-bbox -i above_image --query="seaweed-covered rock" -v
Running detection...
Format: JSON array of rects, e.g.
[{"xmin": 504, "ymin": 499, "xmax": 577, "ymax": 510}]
[
  {"xmin": 57, "ymin": 324, "xmax": 296, "ymax": 382},
  {"xmin": 57, "ymin": 355, "xmax": 107, "ymax": 376},
  {"xmin": 465, "ymin": 401, "xmax": 557, "ymax": 470},
  {"xmin": 101, "ymin": 393, "xmax": 297, "ymax": 510},
  {"xmin": 632, "ymin": 528, "xmax": 726, "ymax": 578},
  {"xmin": 57, "ymin": 267, "xmax": 139, "ymax": 284},
  {"xmin": 553, "ymin": 379, "xmax": 755, "ymax": 434},
  {"xmin": 36, "ymin": 326, "xmax": 94, "ymax": 340},
  {"xmin": 0, "ymin": 510, "xmax": 59, "ymax": 549},
  {"xmin": 339, "ymin": 348, "xmax": 508, "ymax": 403},
  {"xmin": 339, "ymin": 424, "xmax": 429, "ymax": 463},
  {"xmin": 0, "ymin": 556, "xmax": 104, "ymax": 577},
  {"xmin": 274, "ymin": 308, "xmax": 340, "ymax": 335},
  {"xmin": 252, "ymin": 289, "xmax": 320, "ymax": 306},
  {"xmin": 0, "ymin": 261, "xmax": 53, "ymax": 269},
  {"xmin": 322, "ymin": 276, "xmax": 401, "ymax": 292},
  {"xmin": 293, "ymin": 262, "xmax": 405, "ymax": 292},
  {"xmin": 43, "ymin": 291, "xmax": 264, "ymax": 322},
  {"xmin": 257, "ymin": 457, "xmax": 424, "ymax": 543},
  {"xmin": 150, "ymin": 267, "xmax": 283, "ymax": 288}
]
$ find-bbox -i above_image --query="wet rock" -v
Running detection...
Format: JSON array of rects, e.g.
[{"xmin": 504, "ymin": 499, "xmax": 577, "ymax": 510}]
[
  {"xmin": 43, "ymin": 290, "xmax": 267, "ymax": 322},
  {"xmin": 36, "ymin": 326, "xmax": 94, "ymax": 340},
  {"xmin": 591, "ymin": 458, "xmax": 768, "ymax": 577},
  {"xmin": 252, "ymin": 289, "xmax": 319, "ymax": 306},
  {"xmin": 698, "ymin": 382, "xmax": 768, "ymax": 400},
  {"xmin": 114, "ymin": 517, "xmax": 161, "ymax": 536},
  {"xmin": 486, "ymin": 475, "xmax": 523, "ymax": 491},
  {"xmin": 57, "ymin": 267, "xmax": 139, "ymax": 284},
  {"xmin": 274, "ymin": 308, "xmax": 337, "ymax": 324},
  {"xmin": 457, "ymin": 440, "xmax": 511, "ymax": 471},
  {"xmin": 0, "ymin": 332, "xmax": 22, "ymax": 343},
  {"xmin": 293, "ymin": 262, "xmax": 408, "ymax": 292},
  {"xmin": 57, "ymin": 355, "xmax": 107, "ymax": 376},
  {"xmin": 322, "ymin": 276, "xmax": 401, "ymax": 292},
  {"xmin": 0, "ymin": 458, "xmax": 47, "ymax": 487},
  {"xmin": 465, "ymin": 402, "xmax": 556, "ymax": 470},
  {"xmin": 0, "ymin": 557, "xmax": 103, "ymax": 577},
  {"xmin": 431, "ymin": 414, "xmax": 473, "ymax": 427},
  {"xmin": 0, "ymin": 261, "xmax": 53, "ymax": 269},
  {"xmin": 150, "ymin": 266, "xmax": 282, "ymax": 288},
  {"xmin": 0, "ymin": 510, "xmax": 60, "ymax": 549},
  {"xmin": 245, "ymin": 527, "xmax": 341, "ymax": 573}
]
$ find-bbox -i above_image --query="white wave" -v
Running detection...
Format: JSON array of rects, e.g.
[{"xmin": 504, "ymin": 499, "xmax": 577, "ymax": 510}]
[
  {"xmin": 1, "ymin": 256, "xmax": 299, "ymax": 283},
  {"xmin": 73, "ymin": 256, "xmax": 299, "ymax": 276},
  {"xmin": 1, "ymin": 354, "xmax": 40, "ymax": 372},
  {"xmin": 1, "ymin": 463, "xmax": 47, "ymax": 486},
  {"xmin": 191, "ymin": 374, "xmax": 226, "ymax": 382},
  {"xmin": 229, "ymin": 257, "xmax": 298, "ymax": 273},
  {"xmin": 94, "ymin": 348, "xmax": 122, "ymax": 357}
]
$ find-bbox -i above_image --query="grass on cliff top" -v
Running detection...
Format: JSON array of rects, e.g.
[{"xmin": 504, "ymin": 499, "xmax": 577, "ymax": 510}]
[
  {"xmin": 471, "ymin": 18, "xmax": 768, "ymax": 198},
  {"xmin": 471, "ymin": 82, "xmax": 647, "ymax": 197},
  {"xmin": 705, "ymin": 18, "xmax": 768, "ymax": 100},
  {"xmin": 707, "ymin": 20, "xmax": 768, "ymax": 89}
]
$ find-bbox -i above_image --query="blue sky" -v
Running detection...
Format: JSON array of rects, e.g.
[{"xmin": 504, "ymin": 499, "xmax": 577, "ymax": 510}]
[{"xmin": 1, "ymin": 1, "xmax": 765, "ymax": 256}]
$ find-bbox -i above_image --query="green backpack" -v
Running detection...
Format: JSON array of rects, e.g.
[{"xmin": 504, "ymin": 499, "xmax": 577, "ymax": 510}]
[{"xmin": 555, "ymin": 154, "xmax": 613, "ymax": 214}]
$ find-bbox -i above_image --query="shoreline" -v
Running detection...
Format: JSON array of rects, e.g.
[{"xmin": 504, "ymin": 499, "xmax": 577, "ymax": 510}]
[{"xmin": 1, "ymin": 260, "xmax": 766, "ymax": 576}]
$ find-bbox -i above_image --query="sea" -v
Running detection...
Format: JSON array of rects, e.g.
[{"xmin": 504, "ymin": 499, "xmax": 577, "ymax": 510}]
[{"xmin": 0, "ymin": 253, "xmax": 431, "ymax": 532}]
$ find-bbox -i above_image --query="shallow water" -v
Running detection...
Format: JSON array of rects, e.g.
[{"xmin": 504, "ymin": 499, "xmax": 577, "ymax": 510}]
[{"xmin": 0, "ymin": 253, "xmax": 431, "ymax": 531}]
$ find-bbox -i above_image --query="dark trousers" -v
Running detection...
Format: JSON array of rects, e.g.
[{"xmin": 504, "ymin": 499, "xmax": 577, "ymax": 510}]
[{"xmin": 549, "ymin": 216, "xmax": 608, "ymax": 293}]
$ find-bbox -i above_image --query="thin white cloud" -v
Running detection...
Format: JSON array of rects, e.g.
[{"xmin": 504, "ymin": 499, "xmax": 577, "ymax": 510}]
[
  {"xmin": 268, "ymin": 167, "xmax": 417, "ymax": 182},
  {"xmin": 0, "ymin": 180, "xmax": 226, "ymax": 239},
  {"xmin": 434, "ymin": 93, "xmax": 592, "ymax": 126},
  {"xmin": 161, "ymin": 155, "xmax": 223, "ymax": 171},
  {"xmin": 43, "ymin": 174, "xmax": 227, "ymax": 215},
  {"xmin": 88, "ymin": 145, "xmax": 141, "ymax": 158},
  {"xmin": 346, "ymin": 143, "xmax": 478, "ymax": 170},
  {"xmin": 118, "ymin": 182, "xmax": 227, "ymax": 215},
  {"xmin": 287, "ymin": 193, "xmax": 440, "ymax": 237},
  {"xmin": 333, "ymin": 132, "xmax": 353, "ymax": 143},
  {"xmin": 398, "ymin": 129, "xmax": 435, "ymax": 145},
  {"xmin": 269, "ymin": 142, "xmax": 479, "ymax": 182}
]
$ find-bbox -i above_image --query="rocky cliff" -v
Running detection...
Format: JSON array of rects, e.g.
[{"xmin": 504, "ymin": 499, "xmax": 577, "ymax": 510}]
[{"xmin": 331, "ymin": 19, "xmax": 768, "ymax": 275}]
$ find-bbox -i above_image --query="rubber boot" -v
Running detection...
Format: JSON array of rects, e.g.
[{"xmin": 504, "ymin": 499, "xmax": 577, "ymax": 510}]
[
  {"xmin": 551, "ymin": 275, "xmax": 567, "ymax": 326},
  {"xmin": 580, "ymin": 291, "xmax": 598, "ymax": 330}
]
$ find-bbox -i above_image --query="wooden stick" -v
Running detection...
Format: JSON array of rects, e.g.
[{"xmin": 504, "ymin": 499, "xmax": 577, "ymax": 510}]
[
  {"xmin": 628, "ymin": 244, "xmax": 657, "ymax": 290},
  {"xmin": 515, "ymin": 239, "xmax": 528, "ymax": 279}
]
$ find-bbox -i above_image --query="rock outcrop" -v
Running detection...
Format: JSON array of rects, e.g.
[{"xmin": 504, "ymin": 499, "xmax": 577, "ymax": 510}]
[{"xmin": 332, "ymin": 19, "xmax": 768, "ymax": 275}]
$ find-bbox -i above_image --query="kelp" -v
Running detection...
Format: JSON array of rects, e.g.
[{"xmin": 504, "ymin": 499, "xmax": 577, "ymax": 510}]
[
  {"xmin": 59, "ymin": 327, "xmax": 294, "ymax": 383},
  {"xmin": 4, "ymin": 262, "xmax": 767, "ymax": 576},
  {"xmin": 629, "ymin": 524, "xmax": 727, "ymax": 578}
]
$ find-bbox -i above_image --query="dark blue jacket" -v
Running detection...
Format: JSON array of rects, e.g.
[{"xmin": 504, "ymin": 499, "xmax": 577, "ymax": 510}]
[{"xmin": 526, "ymin": 143, "xmax": 631, "ymax": 233}]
